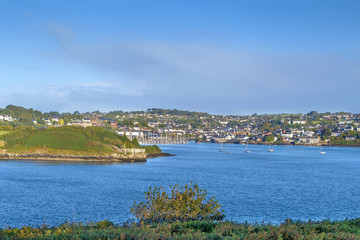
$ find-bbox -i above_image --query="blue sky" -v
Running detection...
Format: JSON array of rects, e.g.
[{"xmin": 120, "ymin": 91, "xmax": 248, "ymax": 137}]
[{"xmin": 0, "ymin": 0, "xmax": 359, "ymax": 115}]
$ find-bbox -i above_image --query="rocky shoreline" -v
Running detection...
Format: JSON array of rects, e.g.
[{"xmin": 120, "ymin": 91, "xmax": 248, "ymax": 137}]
[
  {"xmin": 0, "ymin": 151, "xmax": 176, "ymax": 162},
  {"xmin": 146, "ymin": 152, "xmax": 175, "ymax": 158},
  {"xmin": 0, "ymin": 152, "xmax": 147, "ymax": 163}
]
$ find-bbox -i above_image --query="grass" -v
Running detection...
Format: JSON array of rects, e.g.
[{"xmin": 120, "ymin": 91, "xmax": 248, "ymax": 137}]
[
  {"xmin": 0, "ymin": 126, "xmax": 142, "ymax": 155},
  {"xmin": 23, "ymin": 128, "xmax": 90, "ymax": 151},
  {"xmin": 0, "ymin": 130, "xmax": 10, "ymax": 136},
  {"xmin": 1, "ymin": 219, "xmax": 360, "ymax": 239}
]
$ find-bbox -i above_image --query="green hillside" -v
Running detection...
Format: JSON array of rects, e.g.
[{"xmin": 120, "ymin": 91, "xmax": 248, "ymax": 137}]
[{"xmin": 0, "ymin": 126, "xmax": 141, "ymax": 155}]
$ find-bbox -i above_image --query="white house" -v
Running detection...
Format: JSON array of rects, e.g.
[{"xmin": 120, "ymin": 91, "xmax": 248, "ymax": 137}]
[
  {"xmin": 281, "ymin": 132, "xmax": 293, "ymax": 138},
  {"xmin": 298, "ymin": 137, "xmax": 320, "ymax": 144},
  {"xmin": 116, "ymin": 130, "xmax": 144, "ymax": 139},
  {"xmin": 345, "ymin": 136, "xmax": 356, "ymax": 141},
  {"xmin": 0, "ymin": 115, "xmax": 15, "ymax": 122},
  {"xmin": 292, "ymin": 120, "xmax": 306, "ymax": 125},
  {"xmin": 224, "ymin": 135, "xmax": 235, "ymax": 141},
  {"xmin": 52, "ymin": 117, "xmax": 59, "ymax": 122},
  {"xmin": 331, "ymin": 132, "xmax": 341, "ymax": 137},
  {"xmin": 304, "ymin": 130, "xmax": 314, "ymax": 137},
  {"xmin": 44, "ymin": 119, "xmax": 52, "ymax": 126},
  {"xmin": 344, "ymin": 126, "xmax": 354, "ymax": 132}
]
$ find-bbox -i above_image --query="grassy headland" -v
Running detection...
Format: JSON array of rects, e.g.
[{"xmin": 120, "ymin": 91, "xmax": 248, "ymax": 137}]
[{"xmin": 0, "ymin": 126, "xmax": 162, "ymax": 160}]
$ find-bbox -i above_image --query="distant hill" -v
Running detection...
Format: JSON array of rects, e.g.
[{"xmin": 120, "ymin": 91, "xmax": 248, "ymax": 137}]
[{"xmin": 0, "ymin": 126, "xmax": 143, "ymax": 156}]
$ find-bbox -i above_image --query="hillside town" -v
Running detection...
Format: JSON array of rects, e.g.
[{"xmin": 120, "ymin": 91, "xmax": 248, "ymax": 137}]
[{"xmin": 1, "ymin": 105, "xmax": 360, "ymax": 146}]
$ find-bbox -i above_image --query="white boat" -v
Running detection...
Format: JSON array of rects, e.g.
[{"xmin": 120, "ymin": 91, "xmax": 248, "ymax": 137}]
[
  {"xmin": 320, "ymin": 146, "xmax": 326, "ymax": 154},
  {"xmin": 219, "ymin": 142, "xmax": 225, "ymax": 152},
  {"xmin": 245, "ymin": 144, "xmax": 251, "ymax": 153},
  {"xmin": 268, "ymin": 145, "xmax": 274, "ymax": 152}
]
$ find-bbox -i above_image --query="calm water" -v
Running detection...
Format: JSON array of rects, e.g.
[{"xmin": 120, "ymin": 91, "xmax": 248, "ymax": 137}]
[{"xmin": 1, "ymin": 143, "xmax": 360, "ymax": 227}]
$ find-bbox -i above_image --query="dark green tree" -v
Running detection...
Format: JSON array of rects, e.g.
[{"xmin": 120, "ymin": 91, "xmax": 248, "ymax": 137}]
[{"xmin": 265, "ymin": 135, "xmax": 275, "ymax": 142}]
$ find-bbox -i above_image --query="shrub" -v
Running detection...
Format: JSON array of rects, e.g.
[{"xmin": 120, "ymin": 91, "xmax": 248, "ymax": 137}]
[
  {"xmin": 144, "ymin": 145, "xmax": 162, "ymax": 153},
  {"xmin": 131, "ymin": 183, "xmax": 225, "ymax": 224},
  {"xmin": 96, "ymin": 220, "xmax": 114, "ymax": 229},
  {"xmin": 0, "ymin": 140, "xmax": 5, "ymax": 148}
]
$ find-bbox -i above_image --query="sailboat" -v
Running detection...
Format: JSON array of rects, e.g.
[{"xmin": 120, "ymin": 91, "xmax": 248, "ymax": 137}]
[
  {"xmin": 245, "ymin": 143, "xmax": 251, "ymax": 153},
  {"xmin": 219, "ymin": 142, "xmax": 225, "ymax": 152},
  {"xmin": 320, "ymin": 145, "xmax": 326, "ymax": 154},
  {"xmin": 268, "ymin": 145, "xmax": 274, "ymax": 152}
]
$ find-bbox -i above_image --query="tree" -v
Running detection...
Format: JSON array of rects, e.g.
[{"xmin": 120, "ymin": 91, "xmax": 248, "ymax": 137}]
[
  {"xmin": 59, "ymin": 119, "xmax": 65, "ymax": 125},
  {"xmin": 37, "ymin": 119, "xmax": 45, "ymax": 125},
  {"xmin": 131, "ymin": 138, "xmax": 140, "ymax": 148},
  {"xmin": 265, "ymin": 135, "xmax": 275, "ymax": 142},
  {"xmin": 131, "ymin": 183, "xmax": 225, "ymax": 224},
  {"xmin": 260, "ymin": 122, "xmax": 272, "ymax": 132},
  {"xmin": 322, "ymin": 128, "xmax": 331, "ymax": 137}
]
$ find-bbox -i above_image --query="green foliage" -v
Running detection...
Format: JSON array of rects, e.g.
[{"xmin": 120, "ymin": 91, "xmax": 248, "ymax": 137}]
[
  {"xmin": 0, "ymin": 130, "xmax": 10, "ymax": 136},
  {"xmin": 0, "ymin": 140, "xmax": 5, "ymax": 148},
  {"xmin": 118, "ymin": 119, "xmax": 134, "ymax": 127},
  {"xmin": 158, "ymin": 124, "xmax": 167, "ymax": 128},
  {"xmin": 131, "ymin": 183, "xmax": 225, "ymax": 224},
  {"xmin": 105, "ymin": 110, "xmax": 124, "ymax": 119},
  {"xmin": 322, "ymin": 128, "xmax": 331, "ymax": 137},
  {"xmin": 2, "ymin": 219, "xmax": 360, "ymax": 239},
  {"xmin": 132, "ymin": 138, "xmax": 141, "ymax": 148},
  {"xmin": 138, "ymin": 120, "xmax": 149, "ymax": 128},
  {"xmin": 265, "ymin": 134, "xmax": 275, "ymax": 142},
  {"xmin": 329, "ymin": 131, "xmax": 360, "ymax": 145},
  {"xmin": 0, "ymin": 125, "xmax": 13, "ymax": 131},
  {"xmin": 330, "ymin": 139, "xmax": 360, "ymax": 145},
  {"xmin": 144, "ymin": 145, "xmax": 162, "ymax": 153},
  {"xmin": 146, "ymin": 108, "xmax": 209, "ymax": 118},
  {"xmin": 0, "ymin": 126, "xmax": 140, "ymax": 155},
  {"xmin": 260, "ymin": 122, "xmax": 273, "ymax": 132}
]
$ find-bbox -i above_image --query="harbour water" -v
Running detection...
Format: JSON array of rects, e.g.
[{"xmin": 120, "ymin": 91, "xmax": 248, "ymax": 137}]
[{"xmin": 1, "ymin": 143, "xmax": 360, "ymax": 227}]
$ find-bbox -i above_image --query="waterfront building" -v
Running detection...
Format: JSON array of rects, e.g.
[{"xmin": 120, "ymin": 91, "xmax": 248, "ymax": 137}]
[{"xmin": 298, "ymin": 136, "xmax": 320, "ymax": 144}]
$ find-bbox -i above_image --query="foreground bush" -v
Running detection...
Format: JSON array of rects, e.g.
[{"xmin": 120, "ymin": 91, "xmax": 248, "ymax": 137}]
[
  {"xmin": 131, "ymin": 183, "xmax": 225, "ymax": 223},
  {"xmin": 1, "ymin": 219, "xmax": 360, "ymax": 239}
]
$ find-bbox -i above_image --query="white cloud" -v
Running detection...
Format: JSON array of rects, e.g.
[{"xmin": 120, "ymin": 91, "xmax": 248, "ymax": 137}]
[{"xmin": 46, "ymin": 80, "xmax": 148, "ymax": 99}]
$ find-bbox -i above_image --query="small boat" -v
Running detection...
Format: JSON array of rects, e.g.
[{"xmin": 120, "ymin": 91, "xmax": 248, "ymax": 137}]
[
  {"xmin": 320, "ymin": 146, "xmax": 326, "ymax": 154},
  {"xmin": 219, "ymin": 142, "xmax": 225, "ymax": 152},
  {"xmin": 225, "ymin": 151, "xmax": 230, "ymax": 154},
  {"xmin": 245, "ymin": 144, "xmax": 251, "ymax": 153},
  {"xmin": 268, "ymin": 145, "xmax": 274, "ymax": 152}
]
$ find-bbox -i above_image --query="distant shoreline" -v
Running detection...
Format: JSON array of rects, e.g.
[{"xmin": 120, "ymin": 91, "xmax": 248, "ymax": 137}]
[{"xmin": 197, "ymin": 141, "xmax": 360, "ymax": 148}]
